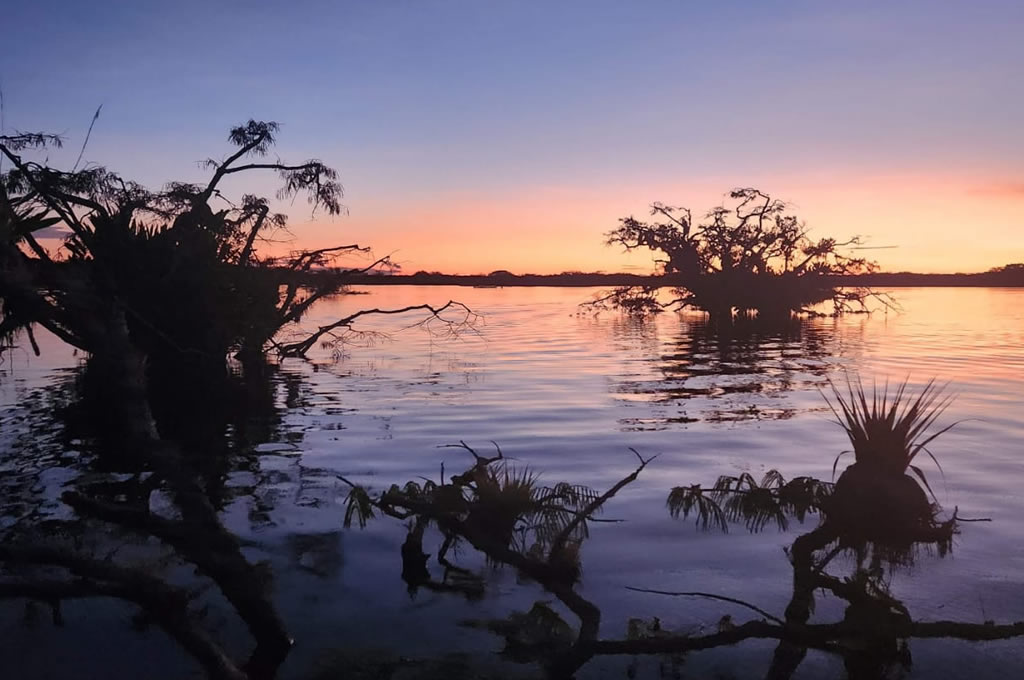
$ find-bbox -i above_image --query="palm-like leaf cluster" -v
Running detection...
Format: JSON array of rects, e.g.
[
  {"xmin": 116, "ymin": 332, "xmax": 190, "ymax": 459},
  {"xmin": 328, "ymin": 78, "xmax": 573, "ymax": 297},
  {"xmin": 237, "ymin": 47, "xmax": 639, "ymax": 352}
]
[
  {"xmin": 823, "ymin": 377, "xmax": 955, "ymax": 495},
  {"xmin": 344, "ymin": 456, "xmax": 602, "ymax": 561},
  {"xmin": 667, "ymin": 470, "xmax": 833, "ymax": 533}
]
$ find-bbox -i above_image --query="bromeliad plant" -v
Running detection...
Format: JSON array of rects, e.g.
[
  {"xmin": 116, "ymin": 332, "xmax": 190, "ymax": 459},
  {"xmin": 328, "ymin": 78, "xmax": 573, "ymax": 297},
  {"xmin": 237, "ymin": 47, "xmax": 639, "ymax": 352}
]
[
  {"xmin": 823, "ymin": 377, "xmax": 956, "ymax": 496},
  {"xmin": 667, "ymin": 377, "xmax": 960, "ymax": 547},
  {"xmin": 818, "ymin": 377, "xmax": 960, "ymax": 544}
]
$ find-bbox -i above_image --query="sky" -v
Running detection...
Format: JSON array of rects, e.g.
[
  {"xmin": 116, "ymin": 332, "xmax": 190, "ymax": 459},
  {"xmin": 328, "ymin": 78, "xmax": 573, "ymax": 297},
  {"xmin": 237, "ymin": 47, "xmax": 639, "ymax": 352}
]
[{"xmin": 2, "ymin": 0, "xmax": 1022, "ymax": 274}]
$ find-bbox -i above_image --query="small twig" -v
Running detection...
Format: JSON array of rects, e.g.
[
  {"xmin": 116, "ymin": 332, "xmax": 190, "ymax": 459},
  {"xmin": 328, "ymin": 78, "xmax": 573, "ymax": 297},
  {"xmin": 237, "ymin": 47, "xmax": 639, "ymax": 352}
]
[
  {"xmin": 335, "ymin": 474, "xmax": 358, "ymax": 489},
  {"xmin": 72, "ymin": 105, "xmax": 102, "ymax": 171},
  {"xmin": 951, "ymin": 506, "xmax": 992, "ymax": 522},
  {"xmin": 625, "ymin": 587, "xmax": 785, "ymax": 625},
  {"xmin": 549, "ymin": 449, "xmax": 655, "ymax": 559},
  {"xmin": 437, "ymin": 440, "xmax": 503, "ymax": 466}
]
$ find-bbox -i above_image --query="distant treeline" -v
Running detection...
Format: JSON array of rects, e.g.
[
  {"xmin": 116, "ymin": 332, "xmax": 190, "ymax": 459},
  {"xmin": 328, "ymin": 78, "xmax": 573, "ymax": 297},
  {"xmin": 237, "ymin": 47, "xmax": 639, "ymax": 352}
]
[
  {"xmin": 840, "ymin": 266, "xmax": 1024, "ymax": 287},
  {"xmin": 317, "ymin": 264, "xmax": 1024, "ymax": 288},
  {"xmin": 33, "ymin": 262, "xmax": 1024, "ymax": 290}
]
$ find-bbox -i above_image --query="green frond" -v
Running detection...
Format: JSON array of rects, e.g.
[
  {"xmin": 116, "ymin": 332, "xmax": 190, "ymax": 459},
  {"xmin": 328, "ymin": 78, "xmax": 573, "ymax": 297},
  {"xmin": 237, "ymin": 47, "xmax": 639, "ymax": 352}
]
[
  {"xmin": 670, "ymin": 471, "xmax": 831, "ymax": 534},
  {"xmin": 709, "ymin": 475, "xmax": 740, "ymax": 502},
  {"xmin": 538, "ymin": 482, "xmax": 599, "ymax": 512},
  {"xmin": 777, "ymin": 476, "xmax": 833, "ymax": 521},
  {"xmin": 473, "ymin": 463, "xmax": 541, "ymax": 518}
]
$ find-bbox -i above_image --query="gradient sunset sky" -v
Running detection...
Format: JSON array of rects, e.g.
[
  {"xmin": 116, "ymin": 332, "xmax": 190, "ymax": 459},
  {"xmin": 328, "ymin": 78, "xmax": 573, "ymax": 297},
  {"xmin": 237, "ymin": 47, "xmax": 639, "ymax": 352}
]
[{"xmin": 3, "ymin": 1, "xmax": 1021, "ymax": 274}]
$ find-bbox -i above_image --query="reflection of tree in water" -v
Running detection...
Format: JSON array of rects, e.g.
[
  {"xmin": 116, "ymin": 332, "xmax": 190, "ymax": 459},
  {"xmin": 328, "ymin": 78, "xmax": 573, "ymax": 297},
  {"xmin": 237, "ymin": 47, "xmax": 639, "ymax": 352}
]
[
  {"xmin": 0, "ymin": 368, "xmax": 82, "ymax": 532},
  {"xmin": 4, "ymin": 361, "xmax": 1022, "ymax": 680},
  {"xmin": 665, "ymin": 462, "xmax": 968, "ymax": 680},
  {"xmin": 0, "ymin": 357, "xmax": 341, "ymax": 679},
  {"xmin": 58, "ymin": 357, "xmax": 322, "ymax": 513},
  {"xmin": 342, "ymin": 439, "xmax": 1023, "ymax": 680},
  {"xmin": 614, "ymin": 315, "xmax": 852, "ymax": 429}
]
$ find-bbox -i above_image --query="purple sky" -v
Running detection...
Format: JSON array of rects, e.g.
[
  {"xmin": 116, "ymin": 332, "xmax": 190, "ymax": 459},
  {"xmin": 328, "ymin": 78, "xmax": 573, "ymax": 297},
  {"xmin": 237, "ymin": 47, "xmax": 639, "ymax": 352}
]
[{"xmin": 3, "ymin": 1, "xmax": 1022, "ymax": 273}]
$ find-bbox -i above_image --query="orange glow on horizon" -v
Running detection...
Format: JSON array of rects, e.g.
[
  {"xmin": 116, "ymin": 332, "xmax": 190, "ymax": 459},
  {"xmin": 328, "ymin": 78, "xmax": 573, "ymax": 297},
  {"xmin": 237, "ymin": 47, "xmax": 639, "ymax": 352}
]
[{"xmin": 270, "ymin": 171, "xmax": 1023, "ymax": 276}]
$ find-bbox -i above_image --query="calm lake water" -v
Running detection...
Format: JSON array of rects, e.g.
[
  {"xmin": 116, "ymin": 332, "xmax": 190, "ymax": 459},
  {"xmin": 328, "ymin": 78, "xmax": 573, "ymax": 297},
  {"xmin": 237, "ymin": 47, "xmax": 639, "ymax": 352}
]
[{"xmin": 2, "ymin": 286, "xmax": 1023, "ymax": 679}]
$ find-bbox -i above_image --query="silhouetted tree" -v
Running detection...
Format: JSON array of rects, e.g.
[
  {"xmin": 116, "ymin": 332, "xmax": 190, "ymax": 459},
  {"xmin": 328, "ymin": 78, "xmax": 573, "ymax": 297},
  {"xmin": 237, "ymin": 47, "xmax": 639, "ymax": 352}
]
[
  {"xmin": 985, "ymin": 263, "xmax": 1024, "ymax": 285},
  {"xmin": 597, "ymin": 188, "xmax": 883, "ymax": 320},
  {"xmin": 0, "ymin": 120, "xmax": 472, "ymax": 399}
]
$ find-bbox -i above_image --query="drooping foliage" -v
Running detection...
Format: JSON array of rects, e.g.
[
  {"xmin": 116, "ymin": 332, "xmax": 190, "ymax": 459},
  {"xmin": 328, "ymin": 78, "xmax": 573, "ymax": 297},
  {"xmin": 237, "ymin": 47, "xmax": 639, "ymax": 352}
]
[
  {"xmin": 0, "ymin": 121, "xmax": 342, "ymax": 365},
  {"xmin": 667, "ymin": 470, "xmax": 834, "ymax": 534},
  {"xmin": 341, "ymin": 441, "xmax": 621, "ymax": 582},
  {"xmin": 337, "ymin": 440, "xmax": 1009, "ymax": 680},
  {"xmin": 668, "ymin": 378, "xmax": 960, "ymax": 563}
]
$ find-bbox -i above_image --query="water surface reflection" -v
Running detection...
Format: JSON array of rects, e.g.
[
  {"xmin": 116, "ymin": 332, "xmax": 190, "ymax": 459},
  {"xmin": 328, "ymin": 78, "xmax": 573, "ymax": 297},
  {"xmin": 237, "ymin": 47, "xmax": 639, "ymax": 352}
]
[
  {"xmin": 612, "ymin": 315, "xmax": 857, "ymax": 428},
  {"xmin": 1, "ymin": 287, "xmax": 1023, "ymax": 679}
]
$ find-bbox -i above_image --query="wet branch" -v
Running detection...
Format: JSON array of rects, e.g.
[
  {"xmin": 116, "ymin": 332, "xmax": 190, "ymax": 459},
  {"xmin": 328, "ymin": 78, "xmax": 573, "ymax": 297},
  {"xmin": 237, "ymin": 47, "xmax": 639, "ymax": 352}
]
[
  {"xmin": 0, "ymin": 545, "xmax": 248, "ymax": 680},
  {"xmin": 624, "ymin": 587, "xmax": 785, "ymax": 625},
  {"xmin": 587, "ymin": 617, "xmax": 1024, "ymax": 657},
  {"xmin": 549, "ymin": 448, "xmax": 655, "ymax": 561}
]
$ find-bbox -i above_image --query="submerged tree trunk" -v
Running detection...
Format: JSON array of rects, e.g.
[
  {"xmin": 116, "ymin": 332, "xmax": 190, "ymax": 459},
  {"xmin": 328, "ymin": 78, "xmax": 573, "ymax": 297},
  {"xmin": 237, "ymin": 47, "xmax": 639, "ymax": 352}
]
[
  {"xmin": 40, "ymin": 305, "xmax": 294, "ymax": 677},
  {"xmin": 766, "ymin": 525, "xmax": 838, "ymax": 680},
  {"xmin": 79, "ymin": 308, "xmax": 159, "ymax": 447}
]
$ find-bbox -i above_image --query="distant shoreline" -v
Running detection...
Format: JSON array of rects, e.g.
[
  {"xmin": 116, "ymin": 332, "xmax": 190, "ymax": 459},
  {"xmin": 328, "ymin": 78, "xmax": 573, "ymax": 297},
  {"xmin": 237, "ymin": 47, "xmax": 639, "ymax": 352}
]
[{"xmin": 334, "ymin": 271, "xmax": 1024, "ymax": 288}]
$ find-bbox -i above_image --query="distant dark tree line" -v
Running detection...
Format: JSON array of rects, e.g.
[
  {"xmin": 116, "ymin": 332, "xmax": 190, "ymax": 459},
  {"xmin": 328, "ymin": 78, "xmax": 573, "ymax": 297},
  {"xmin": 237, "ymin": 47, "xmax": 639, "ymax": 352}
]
[{"xmin": 594, "ymin": 188, "xmax": 885, "ymax": 320}]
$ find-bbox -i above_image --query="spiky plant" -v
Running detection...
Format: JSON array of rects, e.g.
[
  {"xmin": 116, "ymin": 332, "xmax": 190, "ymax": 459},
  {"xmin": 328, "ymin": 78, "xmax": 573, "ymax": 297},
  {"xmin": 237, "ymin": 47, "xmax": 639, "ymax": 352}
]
[
  {"xmin": 343, "ymin": 452, "xmax": 601, "ymax": 559},
  {"xmin": 823, "ymin": 377, "xmax": 956, "ymax": 496}
]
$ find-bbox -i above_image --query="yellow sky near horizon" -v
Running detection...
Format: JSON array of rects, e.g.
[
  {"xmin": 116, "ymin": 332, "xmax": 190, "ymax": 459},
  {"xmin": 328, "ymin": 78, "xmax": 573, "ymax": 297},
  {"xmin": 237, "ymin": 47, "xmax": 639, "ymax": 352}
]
[{"xmin": 282, "ymin": 172, "xmax": 1024, "ymax": 276}]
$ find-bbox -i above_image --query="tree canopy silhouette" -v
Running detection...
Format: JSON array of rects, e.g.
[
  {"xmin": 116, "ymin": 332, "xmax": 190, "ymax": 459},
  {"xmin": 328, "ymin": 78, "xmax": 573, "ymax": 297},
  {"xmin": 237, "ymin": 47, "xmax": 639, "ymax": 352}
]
[
  {"xmin": 0, "ymin": 119, "xmax": 472, "ymax": 383},
  {"xmin": 596, "ymin": 188, "xmax": 883, "ymax": 319}
]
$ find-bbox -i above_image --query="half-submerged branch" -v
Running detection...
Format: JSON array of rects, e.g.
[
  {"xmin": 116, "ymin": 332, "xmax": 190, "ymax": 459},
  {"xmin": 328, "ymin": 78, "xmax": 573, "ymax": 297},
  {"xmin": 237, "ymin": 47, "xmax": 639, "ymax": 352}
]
[
  {"xmin": 587, "ymin": 617, "xmax": 1024, "ymax": 656},
  {"xmin": 0, "ymin": 545, "xmax": 248, "ymax": 680},
  {"xmin": 339, "ymin": 444, "xmax": 654, "ymax": 674},
  {"xmin": 0, "ymin": 311, "xmax": 291, "ymax": 679}
]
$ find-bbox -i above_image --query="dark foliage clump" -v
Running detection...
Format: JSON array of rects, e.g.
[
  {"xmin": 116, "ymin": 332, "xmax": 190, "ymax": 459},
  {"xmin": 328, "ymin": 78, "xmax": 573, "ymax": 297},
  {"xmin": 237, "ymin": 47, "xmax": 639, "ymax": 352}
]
[
  {"xmin": 1, "ymin": 121, "xmax": 353, "ymax": 371},
  {"xmin": 593, "ymin": 188, "xmax": 887, "ymax": 320},
  {"xmin": 1, "ymin": 120, "xmax": 474, "ymax": 407},
  {"xmin": 667, "ymin": 377, "xmax": 960, "ymax": 560}
]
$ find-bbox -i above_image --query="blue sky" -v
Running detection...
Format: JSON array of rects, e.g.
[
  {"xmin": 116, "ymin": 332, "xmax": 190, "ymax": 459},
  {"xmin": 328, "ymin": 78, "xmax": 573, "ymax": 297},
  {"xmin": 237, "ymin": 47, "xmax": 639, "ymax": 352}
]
[{"xmin": 3, "ymin": 1, "xmax": 1022, "ymax": 272}]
